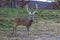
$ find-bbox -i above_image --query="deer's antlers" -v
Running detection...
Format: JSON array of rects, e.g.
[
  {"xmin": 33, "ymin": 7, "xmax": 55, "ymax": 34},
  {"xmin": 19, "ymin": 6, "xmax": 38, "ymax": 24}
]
[
  {"xmin": 26, "ymin": 3, "xmax": 38, "ymax": 14},
  {"xmin": 26, "ymin": 4, "xmax": 31, "ymax": 14},
  {"xmin": 33, "ymin": 3, "xmax": 38, "ymax": 14}
]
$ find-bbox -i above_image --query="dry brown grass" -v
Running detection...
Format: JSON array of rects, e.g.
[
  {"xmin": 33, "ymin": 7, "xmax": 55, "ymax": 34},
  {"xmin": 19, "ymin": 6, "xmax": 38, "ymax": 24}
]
[{"xmin": 0, "ymin": 20, "xmax": 60, "ymax": 40}]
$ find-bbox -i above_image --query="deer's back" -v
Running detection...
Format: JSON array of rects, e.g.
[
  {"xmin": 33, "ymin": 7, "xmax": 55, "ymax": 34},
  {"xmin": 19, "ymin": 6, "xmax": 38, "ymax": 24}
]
[{"xmin": 14, "ymin": 18, "xmax": 33, "ymax": 26}]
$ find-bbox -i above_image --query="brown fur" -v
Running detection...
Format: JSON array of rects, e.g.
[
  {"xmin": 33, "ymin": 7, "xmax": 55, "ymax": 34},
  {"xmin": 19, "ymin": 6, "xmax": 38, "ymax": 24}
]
[
  {"xmin": 14, "ymin": 18, "xmax": 33, "ymax": 26},
  {"xmin": 12, "ymin": 17, "xmax": 33, "ymax": 36}
]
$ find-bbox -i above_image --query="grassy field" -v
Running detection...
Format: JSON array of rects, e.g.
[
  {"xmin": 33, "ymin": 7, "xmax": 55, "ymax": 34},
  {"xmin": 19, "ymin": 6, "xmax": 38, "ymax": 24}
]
[
  {"xmin": 0, "ymin": 8, "xmax": 60, "ymax": 28},
  {"xmin": 0, "ymin": 8, "xmax": 60, "ymax": 40}
]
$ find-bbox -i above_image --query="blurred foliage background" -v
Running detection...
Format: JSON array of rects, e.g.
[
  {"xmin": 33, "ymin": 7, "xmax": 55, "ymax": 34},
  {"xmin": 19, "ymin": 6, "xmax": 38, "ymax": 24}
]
[{"xmin": 0, "ymin": 8, "xmax": 60, "ymax": 29}]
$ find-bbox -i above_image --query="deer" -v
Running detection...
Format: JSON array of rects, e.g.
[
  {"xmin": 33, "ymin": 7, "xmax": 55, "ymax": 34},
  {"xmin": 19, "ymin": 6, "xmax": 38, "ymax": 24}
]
[{"xmin": 12, "ymin": 3, "xmax": 38, "ymax": 36}]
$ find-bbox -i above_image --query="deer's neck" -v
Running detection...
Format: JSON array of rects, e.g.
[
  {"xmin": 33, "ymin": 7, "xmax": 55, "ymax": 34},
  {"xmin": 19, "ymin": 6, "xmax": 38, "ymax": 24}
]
[{"xmin": 27, "ymin": 19, "xmax": 33, "ymax": 26}]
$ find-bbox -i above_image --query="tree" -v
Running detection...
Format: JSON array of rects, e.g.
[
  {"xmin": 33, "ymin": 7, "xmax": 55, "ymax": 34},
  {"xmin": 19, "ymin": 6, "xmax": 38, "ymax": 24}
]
[{"xmin": 20, "ymin": 0, "xmax": 30, "ymax": 8}]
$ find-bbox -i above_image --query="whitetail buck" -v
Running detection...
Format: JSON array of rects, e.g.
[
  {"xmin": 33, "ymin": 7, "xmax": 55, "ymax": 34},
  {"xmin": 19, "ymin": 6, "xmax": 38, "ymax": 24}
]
[{"xmin": 12, "ymin": 3, "xmax": 38, "ymax": 36}]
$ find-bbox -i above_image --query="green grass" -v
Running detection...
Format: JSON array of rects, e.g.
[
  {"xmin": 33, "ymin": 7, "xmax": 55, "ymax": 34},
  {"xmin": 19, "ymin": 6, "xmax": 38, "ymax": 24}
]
[{"xmin": 0, "ymin": 8, "xmax": 60, "ymax": 29}]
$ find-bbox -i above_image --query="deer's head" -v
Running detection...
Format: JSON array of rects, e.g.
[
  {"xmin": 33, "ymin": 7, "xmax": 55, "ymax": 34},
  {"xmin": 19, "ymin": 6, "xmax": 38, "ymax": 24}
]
[{"xmin": 26, "ymin": 3, "xmax": 38, "ymax": 20}]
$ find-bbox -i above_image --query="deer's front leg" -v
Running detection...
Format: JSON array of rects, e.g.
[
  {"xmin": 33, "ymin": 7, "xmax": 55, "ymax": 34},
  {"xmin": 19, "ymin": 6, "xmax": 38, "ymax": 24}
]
[
  {"xmin": 26, "ymin": 26, "xmax": 30, "ymax": 37},
  {"xmin": 12, "ymin": 24, "xmax": 17, "ymax": 35}
]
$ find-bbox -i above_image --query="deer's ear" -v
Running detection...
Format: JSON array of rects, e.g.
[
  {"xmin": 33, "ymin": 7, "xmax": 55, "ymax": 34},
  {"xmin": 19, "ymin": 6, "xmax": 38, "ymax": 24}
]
[{"xmin": 29, "ymin": 12, "xmax": 32, "ymax": 15}]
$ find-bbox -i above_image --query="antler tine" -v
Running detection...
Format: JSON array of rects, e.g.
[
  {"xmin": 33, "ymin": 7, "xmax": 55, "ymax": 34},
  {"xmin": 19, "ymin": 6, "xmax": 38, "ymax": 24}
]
[
  {"xmin": 26, "ymin": 4, "xmax": 31, "ymax": 14},
  {"xmin": 33, "ymin": 3, "xmax": 38, "ymax": 14}
]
